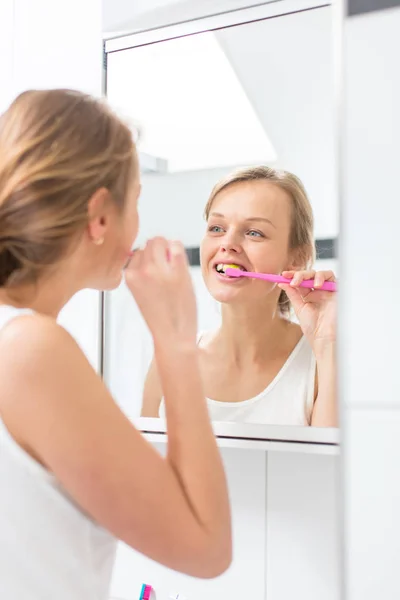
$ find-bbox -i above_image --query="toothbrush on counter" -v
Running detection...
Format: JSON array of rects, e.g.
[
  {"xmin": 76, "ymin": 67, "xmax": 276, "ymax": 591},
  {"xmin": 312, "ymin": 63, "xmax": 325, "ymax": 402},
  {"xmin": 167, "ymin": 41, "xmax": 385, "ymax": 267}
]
[
  {"xmin": 224, "ymin": 266, "xmax": 337, "ymax": 292},
  {"xmin": 140, "ymin": 584, "xmax": 155, "ymax": 600}
]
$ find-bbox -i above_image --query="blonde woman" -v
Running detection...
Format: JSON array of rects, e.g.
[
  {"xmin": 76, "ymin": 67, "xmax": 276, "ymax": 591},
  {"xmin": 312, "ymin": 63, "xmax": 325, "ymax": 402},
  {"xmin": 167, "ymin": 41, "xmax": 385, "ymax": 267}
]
[
  {"xmin": 143, "ymin": 167, "xmax": 337, "ymax": 427},
  {"xmin": 0, "ymin": 90, "xmax": 232, "ymax": 600}
]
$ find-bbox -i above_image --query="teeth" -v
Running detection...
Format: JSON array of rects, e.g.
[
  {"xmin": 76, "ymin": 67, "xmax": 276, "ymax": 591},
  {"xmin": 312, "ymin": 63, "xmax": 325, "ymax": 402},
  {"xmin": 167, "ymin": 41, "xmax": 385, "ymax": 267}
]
[{"xmin": 216, "ymin": 263, "xmax": 243, "ymax": 274}]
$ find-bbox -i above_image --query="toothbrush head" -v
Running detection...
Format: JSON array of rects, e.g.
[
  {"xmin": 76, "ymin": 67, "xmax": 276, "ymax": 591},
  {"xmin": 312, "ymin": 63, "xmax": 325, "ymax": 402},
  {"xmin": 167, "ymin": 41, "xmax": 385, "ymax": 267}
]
[
  {"xmin": 224, "ymin": 267, "xmax": 243, "ymax": 277},
  {"xmin": 215, "ymin": 263, "xmax": 242, "ymax": 275}
]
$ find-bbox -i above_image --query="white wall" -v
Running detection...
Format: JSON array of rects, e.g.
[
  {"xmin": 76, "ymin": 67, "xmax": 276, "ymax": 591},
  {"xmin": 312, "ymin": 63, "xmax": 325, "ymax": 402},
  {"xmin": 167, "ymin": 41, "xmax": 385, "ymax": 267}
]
[
  {"xmin": 0, "ymin": 1, "xmax": 15, "ymax": 115},
  {"xmin": 266, "ymin": 452, "xmax": 339, "ymax": 600},
  {"xmin": 341, "ymin": 5, "xmax": 400, "ymax": 600},
  {"xmin": 1, "ymin": 0, "xmax": 103, "ymax": 369}
]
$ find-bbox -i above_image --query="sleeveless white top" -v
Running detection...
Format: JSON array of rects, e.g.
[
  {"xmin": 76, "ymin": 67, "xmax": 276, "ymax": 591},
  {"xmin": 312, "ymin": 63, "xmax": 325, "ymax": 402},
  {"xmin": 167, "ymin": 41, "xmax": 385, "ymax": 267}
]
[
  {"xmin": 0, "ymin": 305, "xmax": 117, "ymax": 600},
  {"xmin": 159, "ymin": 332, "xmax": 316, "ymax": 426}
]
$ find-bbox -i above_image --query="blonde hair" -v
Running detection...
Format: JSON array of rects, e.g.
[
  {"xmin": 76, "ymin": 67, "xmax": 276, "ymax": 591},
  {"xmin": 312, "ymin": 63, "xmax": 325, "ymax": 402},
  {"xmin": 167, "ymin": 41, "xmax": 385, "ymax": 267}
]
[
  {"xmin": 204, "ymin": 166, "xmax": 315, "ymax": 316},
  {"xmin": 0, "ymin": 89, "xmax": 137, "ymax": 288}
]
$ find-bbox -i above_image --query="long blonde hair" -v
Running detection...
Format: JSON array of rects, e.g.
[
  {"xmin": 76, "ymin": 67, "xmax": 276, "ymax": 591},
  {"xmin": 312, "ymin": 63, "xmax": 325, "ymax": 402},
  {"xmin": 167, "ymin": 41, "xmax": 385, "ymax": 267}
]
[
  {"xmin": 0, "ymin": 89, "xmax": 137, "ymax": 288},
  {"xmin": 204, "ymin": 166, "xmax": 315, "ymax": 316}
]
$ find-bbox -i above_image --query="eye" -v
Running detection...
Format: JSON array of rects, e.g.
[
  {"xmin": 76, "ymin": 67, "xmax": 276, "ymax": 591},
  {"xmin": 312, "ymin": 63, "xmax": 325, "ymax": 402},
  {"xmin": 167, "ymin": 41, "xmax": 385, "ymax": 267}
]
[
  {"xmin": 247, "ymin": 229, "xmax": 264, "ymax": 238},
  {"xmin": 208, "ymin": 225, "xmax": 224, "ymax": 233}
]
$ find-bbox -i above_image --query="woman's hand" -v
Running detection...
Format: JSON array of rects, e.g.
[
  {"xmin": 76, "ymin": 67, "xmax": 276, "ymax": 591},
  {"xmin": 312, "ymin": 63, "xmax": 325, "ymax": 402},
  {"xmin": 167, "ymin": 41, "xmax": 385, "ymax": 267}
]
[
  {"xmin": 279, "ymin": 269, "xmax": 337, "ymax": 351},
  {"xmin": 125, "ymin": 237, "xmax": 198, "ymax": 349}
]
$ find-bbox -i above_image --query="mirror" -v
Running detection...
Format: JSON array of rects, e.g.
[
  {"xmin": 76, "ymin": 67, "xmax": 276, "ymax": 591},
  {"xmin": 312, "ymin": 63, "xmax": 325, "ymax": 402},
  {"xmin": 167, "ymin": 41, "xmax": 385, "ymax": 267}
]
[{"xmin": 104, "ymin": 1, "xmax": 339, "ymax": 441}]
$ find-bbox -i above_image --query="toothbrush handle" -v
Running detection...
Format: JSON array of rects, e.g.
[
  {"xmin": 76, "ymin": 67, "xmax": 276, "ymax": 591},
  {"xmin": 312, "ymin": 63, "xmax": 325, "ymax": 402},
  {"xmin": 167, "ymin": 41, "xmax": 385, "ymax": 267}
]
[
  {"xmin": 297, "ymin": 279, "xmax": 337, "ymax": 292},
  {"xmin": 273, "ymin": 275, "xmax": 337, "ymax": 292},
  {"xmin": 241, "ymin": 272, "xmax": 337, "ymax": 292}
]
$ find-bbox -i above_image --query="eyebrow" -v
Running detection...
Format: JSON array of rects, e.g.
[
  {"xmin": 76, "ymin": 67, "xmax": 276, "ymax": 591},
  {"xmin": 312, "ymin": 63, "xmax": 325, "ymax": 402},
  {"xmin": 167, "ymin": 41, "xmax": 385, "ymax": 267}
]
[{"xmin": 209, "ymin": 212, "xmax": 276, "ymax": 228}]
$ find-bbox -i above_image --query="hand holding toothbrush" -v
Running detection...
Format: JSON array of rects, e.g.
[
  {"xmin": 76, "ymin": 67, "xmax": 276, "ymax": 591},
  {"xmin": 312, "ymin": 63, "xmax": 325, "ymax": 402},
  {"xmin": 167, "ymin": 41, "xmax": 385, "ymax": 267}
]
[
  {"xmin": 125, "ymin": 237, "xmax": 198, "ymax": 349},
  {"xmin": 278, "ymin": 269, "xmax": 337, "ymax": 350}
]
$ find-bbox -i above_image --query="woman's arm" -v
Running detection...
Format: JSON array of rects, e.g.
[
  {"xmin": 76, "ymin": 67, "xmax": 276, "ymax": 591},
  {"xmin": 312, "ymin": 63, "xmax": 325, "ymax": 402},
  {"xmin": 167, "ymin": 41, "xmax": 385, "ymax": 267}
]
[
  {"xmin": 0, "ymin": 314, "xmax": 232, "ymax": 579},
  {"xmin": 311, "ymin": 341, "xmax": 338, "ymax": 427}
]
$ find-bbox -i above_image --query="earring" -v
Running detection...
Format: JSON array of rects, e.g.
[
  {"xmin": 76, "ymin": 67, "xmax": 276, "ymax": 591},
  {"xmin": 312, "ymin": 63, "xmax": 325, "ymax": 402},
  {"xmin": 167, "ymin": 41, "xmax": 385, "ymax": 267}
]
[{"xmin": 93, "ymin": 237, "xmax": 104, "ymax": 246}]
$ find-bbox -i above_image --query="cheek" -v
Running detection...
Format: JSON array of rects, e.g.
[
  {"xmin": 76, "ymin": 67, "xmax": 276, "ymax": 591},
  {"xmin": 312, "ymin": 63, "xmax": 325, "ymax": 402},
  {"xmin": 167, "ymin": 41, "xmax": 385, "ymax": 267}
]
[
  {"xmin": 200, "ymin": 237, "xmax": 218, "ymax": 272},
  {"xmin": 123, "ymin": 210, "xmax": 139, "ymax": 244},
  {"xmin": 200, "ymin": 237, "xmax": 210, "ymax": 263},
  {"xmin": 250, "ymin": 240, "xmax": 290, "ymax": 271}
]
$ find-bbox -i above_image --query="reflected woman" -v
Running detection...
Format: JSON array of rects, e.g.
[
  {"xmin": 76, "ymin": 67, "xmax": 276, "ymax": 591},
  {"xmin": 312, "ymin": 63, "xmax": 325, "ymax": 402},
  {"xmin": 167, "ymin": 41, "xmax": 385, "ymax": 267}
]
[{"xmin": 142, "ymin": 166, "xmax": 337, "ymax": 427}]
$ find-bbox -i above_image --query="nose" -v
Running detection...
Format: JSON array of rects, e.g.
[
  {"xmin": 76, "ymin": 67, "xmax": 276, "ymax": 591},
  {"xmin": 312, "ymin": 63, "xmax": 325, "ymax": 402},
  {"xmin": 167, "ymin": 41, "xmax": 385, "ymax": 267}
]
[{"xmin": 220, "ymin": 231, "xmax": 242, "ymax": 254}]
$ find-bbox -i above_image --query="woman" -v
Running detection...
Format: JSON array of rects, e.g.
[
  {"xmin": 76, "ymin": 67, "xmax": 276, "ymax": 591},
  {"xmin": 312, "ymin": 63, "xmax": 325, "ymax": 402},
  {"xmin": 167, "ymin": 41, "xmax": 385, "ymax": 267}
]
[
  {"xmin": 142, "ymin": 166, "xmax": 337, "ymax": 427},
  {"xmin": 0, "ymin": 89, "xmax": 231, "ymax": 599}
]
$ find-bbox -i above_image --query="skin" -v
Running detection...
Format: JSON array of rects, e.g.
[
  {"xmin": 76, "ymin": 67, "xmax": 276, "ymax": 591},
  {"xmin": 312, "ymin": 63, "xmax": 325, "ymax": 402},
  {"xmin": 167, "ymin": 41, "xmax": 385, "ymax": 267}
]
[
  {"xmin": 0, "ymin": 154, "xmax": 232, "ymax": 578},
  {"xmin": 142, "ymin": 179, "xmax": 337, "ymax": 427}
]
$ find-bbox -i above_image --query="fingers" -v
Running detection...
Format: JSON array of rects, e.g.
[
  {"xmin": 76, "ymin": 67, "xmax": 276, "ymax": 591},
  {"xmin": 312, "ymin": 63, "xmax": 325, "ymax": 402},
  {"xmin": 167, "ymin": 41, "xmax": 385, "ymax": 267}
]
[
  {"xmin": 148, "ymin": 237, "xmax": 170, "ymax": 271},
  {"xmin": 278, "ymin": 284, "xmax": 306, "ymax": 314},
  {"xmin": 169, "ymin": 240, "xmax": 188, "ymax": 269},
  {"xmin": 282, "ymin": 269, "xmax": 336, "ymax": 289},
  {"xmin": 313, "ymin": 270, "xmax": 336, "ymax": 288},
  {"xmin": 125, "ymin": 238, "xmax": 189, "ymax": 286}
]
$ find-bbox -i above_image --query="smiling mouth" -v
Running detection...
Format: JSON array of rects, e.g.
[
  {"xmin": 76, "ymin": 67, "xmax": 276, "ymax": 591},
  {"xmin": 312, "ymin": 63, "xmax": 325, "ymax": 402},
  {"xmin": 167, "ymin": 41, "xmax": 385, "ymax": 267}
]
[{"xmin": 215, "ymin": 263, "xmax": 247, "ymax": 275}]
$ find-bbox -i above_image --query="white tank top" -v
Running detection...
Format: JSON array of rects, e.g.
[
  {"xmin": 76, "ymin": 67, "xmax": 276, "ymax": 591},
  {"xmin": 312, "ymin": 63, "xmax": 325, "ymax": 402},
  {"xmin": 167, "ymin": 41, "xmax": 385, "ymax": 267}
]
[
  {"xmin": 0, "ymin": 305, "xmax": 117, "ymax": 600},
  {"xmin": 159, "ymin": 332, "xmax": 316, "ymax": 426}
]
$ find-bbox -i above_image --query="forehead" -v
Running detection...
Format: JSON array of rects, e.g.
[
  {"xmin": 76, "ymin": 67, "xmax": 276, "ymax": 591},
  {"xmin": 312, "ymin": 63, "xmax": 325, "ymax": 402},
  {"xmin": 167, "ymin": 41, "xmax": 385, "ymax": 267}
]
[{"xmin": 210, "ymin": 180, "xmax": 291, "ymax": 221}]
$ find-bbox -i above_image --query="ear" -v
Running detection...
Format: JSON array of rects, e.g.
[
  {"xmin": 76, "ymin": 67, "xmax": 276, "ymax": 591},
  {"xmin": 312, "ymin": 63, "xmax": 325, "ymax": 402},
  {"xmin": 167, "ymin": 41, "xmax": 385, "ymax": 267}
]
[{"xmin": 86, "ymin": 188, "xmax": 113, "ymax": 243}]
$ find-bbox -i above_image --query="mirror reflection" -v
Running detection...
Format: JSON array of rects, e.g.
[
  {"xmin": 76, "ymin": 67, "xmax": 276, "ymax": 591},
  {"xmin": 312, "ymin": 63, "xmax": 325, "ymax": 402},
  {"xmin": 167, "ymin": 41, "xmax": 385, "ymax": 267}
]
[{"xmin": 105, "ymin": 4, "xmax": 338, "ymax": 429}]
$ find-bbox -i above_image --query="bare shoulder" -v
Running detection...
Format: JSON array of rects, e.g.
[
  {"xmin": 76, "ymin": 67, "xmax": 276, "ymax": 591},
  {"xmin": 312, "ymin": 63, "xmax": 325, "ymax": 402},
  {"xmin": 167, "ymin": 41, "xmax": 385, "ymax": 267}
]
[
  {"xmin": 0, "ymin": 311, "xmax": 88, "ymax": 383},
  {"xmin": 0, "ymin": 311, "xmax": 94, "ymax": 428},
  {"xmin": 1, "ymin": 310, "xmax": 76, "ymax": 345},
  {"xmin": 0, "ymin": 310, "xmax": 100, "ymax": 464}
]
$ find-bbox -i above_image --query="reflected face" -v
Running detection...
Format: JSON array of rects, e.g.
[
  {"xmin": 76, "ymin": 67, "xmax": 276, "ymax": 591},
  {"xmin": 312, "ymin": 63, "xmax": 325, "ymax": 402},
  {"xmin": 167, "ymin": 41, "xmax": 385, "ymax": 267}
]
[{"xmin": 200, "ymin": 180, "xmax": 293, "ymax": 305}]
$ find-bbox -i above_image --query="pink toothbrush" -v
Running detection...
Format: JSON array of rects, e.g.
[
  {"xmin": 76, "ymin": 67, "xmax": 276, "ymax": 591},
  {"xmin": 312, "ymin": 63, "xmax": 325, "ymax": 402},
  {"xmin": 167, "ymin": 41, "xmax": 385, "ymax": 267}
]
[{"xmin": 224, "ymin": 268, "xmax": 337, "ymax": 292}]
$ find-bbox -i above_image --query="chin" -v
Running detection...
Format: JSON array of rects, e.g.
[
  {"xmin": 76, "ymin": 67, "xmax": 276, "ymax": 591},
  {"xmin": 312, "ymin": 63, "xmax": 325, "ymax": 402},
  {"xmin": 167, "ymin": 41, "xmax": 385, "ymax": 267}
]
[
  {"xmin": 90, "ymin": 271, "xmax": 123, "ymax": 292},
  {"xmin": 107, "ymin": 272, "xmax": 124, "ymax": 290},
  {"xmin": 208, "ymin": 286, "xmax": 245, "ymax": 305}
]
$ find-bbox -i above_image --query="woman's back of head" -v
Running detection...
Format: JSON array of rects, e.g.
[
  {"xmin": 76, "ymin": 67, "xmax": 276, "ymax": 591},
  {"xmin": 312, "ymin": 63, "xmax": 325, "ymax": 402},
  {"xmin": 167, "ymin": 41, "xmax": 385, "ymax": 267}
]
[{"xmin": 0, "ymin": 89, "xmax": 137, "ymax": 289}]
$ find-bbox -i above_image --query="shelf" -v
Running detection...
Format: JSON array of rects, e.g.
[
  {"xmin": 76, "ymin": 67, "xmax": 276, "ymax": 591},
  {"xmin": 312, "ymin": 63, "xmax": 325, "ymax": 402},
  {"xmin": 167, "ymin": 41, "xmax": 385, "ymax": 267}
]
[{"xmin": 135, "ymin": 418, "xmax": 340, "ymax": 455}]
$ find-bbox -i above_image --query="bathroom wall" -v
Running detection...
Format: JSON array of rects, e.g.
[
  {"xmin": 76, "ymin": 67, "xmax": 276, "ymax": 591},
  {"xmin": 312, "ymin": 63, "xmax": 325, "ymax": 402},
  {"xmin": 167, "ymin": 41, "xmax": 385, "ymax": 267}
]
[
  {"xmin": 341, "ymin": 1, "xmax": 400, "ymax": 599},
  {"xmin": 0, "ymin": 1, "xmax": 15, "ymax": 115},
  {"xmin": 0, "ymin": 0, "xmax": 103, "ymax": 369}
]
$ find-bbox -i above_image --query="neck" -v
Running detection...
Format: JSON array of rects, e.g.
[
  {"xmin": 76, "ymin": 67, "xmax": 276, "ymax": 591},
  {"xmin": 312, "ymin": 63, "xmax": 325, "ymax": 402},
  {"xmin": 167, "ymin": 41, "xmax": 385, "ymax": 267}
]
[
  {"xmin": 0, "ymin": 265, "xmax": 83, "ymax": 318},
  {"xmin": 216, "ymin": 299, "xmax": 290, "ymax": 366}
]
